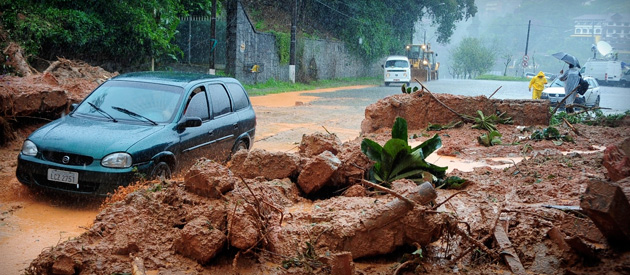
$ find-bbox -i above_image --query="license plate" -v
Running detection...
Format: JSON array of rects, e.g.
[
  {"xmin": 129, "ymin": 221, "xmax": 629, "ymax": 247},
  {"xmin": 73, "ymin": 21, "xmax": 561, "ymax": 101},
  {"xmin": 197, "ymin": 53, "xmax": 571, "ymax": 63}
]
[
  {"xmin": 394, "ymin": 79, "xmax": 400, "ymax": 81},
  {"xmin": 47, "ymin": 169, "xmax": 78, "ymax": 185}
]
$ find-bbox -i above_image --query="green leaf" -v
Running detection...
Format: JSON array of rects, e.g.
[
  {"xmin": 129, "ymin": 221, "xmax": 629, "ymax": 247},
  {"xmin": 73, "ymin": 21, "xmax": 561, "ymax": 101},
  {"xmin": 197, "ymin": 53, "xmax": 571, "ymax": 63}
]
[
  {"xmin": 412, "ymin": 134, "xmax": 442, "ymax": 157},
  {"xmin": 391, "ymin": 117, "xmax": 408, "ymax": 143},
  {"xmin": 360, "ymin": 139, "xmax": 383, "ymax": 162}
]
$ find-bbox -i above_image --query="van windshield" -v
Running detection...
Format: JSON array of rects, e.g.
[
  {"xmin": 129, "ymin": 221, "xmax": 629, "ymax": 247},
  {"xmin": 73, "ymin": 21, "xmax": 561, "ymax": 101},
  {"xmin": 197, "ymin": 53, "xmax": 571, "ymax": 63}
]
[{"xmin": 385, "ymin": 60, "xmax": 409, "ymax": 68}]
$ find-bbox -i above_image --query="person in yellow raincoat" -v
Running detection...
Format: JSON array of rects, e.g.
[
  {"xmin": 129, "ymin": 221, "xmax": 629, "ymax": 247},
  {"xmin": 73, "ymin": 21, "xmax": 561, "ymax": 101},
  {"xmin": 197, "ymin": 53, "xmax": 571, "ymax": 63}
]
[{"xmin": 528, "ymin": 71, "xmax": 547, "ymax": 99}]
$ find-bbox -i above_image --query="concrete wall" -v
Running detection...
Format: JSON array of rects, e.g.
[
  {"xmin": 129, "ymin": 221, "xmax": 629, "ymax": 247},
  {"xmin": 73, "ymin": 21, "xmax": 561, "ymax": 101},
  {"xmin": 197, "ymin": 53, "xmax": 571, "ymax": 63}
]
[{"xmin": 226, "ymin": 0, "xmax": 381, "ymax": 84}]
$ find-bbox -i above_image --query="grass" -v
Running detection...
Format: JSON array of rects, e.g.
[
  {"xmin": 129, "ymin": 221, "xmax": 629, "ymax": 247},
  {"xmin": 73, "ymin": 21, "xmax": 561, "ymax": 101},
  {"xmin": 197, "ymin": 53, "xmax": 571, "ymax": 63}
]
[
  {"xmin": 476, "ymin": 74, "xmax": 529, "ymax": 82},
  {"xmin": 243, "ymin": 77, "xmax": 381, "ymax": 96}
]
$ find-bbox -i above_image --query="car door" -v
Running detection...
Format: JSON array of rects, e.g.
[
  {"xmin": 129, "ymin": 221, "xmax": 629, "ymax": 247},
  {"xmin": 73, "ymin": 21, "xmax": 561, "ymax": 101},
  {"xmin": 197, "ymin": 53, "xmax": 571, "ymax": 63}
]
[
  {"xmin": 178, "ymin": 85, "xmax": 215, "ymax": 168},
  {"xmin": 206, "ymin": 83, "xmax": 239, "ymax": 161}
]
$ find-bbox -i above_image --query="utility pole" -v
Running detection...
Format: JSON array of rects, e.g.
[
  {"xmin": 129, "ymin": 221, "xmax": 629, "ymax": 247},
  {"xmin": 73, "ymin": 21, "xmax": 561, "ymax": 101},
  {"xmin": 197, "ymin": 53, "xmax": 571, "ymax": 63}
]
[
  {"xmin": 289, "ymin": 0, "xmax": 297, "ymax": 83},
  {"xmin": 209, "ymin": 0, "xmax": 217, "ymax": 75},
  {"xmin": 522, "ymin": 20, "xmax": 531, "ymax": 74}
]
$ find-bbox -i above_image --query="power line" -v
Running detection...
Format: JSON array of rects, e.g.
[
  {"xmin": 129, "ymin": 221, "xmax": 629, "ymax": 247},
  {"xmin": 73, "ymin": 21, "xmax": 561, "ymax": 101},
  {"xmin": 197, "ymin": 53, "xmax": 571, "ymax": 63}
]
[{"xmin": 312, "ymin": 0, "xmax": 363, "ymax": 23}]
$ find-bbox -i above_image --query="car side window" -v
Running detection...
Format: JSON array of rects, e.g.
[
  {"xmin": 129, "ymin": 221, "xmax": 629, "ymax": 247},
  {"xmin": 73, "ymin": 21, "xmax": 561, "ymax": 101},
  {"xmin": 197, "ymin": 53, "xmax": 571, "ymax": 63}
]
[
  {"xmin": 227, "ymin": 83, "xmax": 250, "ymax": 111},
  {"xmin": 208, "ymin": 84, "xmax": 231, "ymax": 117},
  {"xmin": 185, "ymin": 89, "xmax": 210, "ymax": 120}
]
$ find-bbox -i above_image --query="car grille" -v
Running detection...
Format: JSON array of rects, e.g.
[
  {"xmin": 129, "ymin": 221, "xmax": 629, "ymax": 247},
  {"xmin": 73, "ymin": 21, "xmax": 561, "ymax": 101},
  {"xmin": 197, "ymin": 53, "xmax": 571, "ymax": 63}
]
[{"xmin": 42, "ymin": 151, "xmax": 94, "ymax": 166}]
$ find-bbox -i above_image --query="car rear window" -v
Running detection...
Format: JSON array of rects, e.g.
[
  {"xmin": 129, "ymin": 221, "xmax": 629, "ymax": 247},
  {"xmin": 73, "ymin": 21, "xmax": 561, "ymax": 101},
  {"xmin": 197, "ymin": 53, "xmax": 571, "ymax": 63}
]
[{"xmin": 227, "ymin": 83, "xmax": 250, "ymax": 111}]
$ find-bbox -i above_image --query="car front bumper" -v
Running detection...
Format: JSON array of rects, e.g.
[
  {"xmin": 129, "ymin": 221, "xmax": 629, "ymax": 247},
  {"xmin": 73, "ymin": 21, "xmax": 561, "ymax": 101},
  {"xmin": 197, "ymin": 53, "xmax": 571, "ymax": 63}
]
[{"xmin": 16, "ymin": 154, "xmax": 153, "ymax": 196}]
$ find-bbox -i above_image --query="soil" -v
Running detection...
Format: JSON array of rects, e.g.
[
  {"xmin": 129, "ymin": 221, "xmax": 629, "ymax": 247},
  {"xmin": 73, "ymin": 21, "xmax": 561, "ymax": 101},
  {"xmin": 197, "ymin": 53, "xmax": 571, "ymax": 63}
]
[{"xmin": 2, "ymin": 62, "xmax": 630, "ymax": 274}]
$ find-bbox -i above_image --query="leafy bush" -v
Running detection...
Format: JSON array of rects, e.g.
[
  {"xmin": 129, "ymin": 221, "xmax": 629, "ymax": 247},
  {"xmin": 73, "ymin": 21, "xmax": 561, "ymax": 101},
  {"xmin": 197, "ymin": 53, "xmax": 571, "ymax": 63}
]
[
  {"xmin": 361, "ymin": 117, "xmax": 447, "ymax": 186},
  {"xmin": 478, "ymin": 130, "xmax": 502, "ymax": 147}
]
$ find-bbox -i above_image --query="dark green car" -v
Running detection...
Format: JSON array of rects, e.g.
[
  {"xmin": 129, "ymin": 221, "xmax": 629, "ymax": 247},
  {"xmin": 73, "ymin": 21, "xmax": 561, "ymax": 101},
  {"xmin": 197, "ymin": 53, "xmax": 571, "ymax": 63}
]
[{"xmin": 16, "ymin": 72, "xmax": 256, "ymax": 196}]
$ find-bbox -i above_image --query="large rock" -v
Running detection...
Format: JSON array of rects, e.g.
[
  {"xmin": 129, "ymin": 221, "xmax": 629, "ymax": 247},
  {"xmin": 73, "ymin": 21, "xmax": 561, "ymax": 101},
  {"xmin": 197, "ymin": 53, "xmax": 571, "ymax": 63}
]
[
  {"xmin": 580, "ymin": 179, "xmax": 630, "ymax": 250},
  {"xmin": 184, "ymin": 159, "xmax": 237, "ymax": 198},
  {"xmin": 297, "ymin": 151, "xmax": 341, "ymax": 194},
  {"xmin": 230, "ymin": 148, "xmax": 301, "ymax": 180},
  {"xmin": 298, "ymin": 132, "xmax": 342, "ymax": 157},
  {"xmin": 602, "ymin": 138, "xmax": 630, "ymax": 182},
  {"xmin": 227, "ymin": 206, "xmax": 261, "ymax": 250},
  {"xmin": 174, "ymin": 216, "xmax": 227, "ymax": 264},
  {"xmin": 360, "ymin": 93, "xmax": 549, "ymax": 133},
  {"xmin": 331, "ymin": 142, "xmax": 372, "ymax": 187}
]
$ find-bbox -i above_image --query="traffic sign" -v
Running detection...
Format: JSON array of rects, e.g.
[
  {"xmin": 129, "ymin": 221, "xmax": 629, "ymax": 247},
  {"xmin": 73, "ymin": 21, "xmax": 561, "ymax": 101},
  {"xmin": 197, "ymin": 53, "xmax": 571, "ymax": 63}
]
[
  {"xmin": 522, "ymin": 60, "xmax": 528, "ymax": 68},
  {"xmin": 523, "ymin": 55, "xmax": 529, "ymax": 62}
]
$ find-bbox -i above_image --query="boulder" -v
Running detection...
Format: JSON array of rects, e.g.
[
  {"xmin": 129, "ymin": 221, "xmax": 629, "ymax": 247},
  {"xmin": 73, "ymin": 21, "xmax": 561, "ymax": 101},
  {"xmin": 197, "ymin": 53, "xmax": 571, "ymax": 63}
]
[
  {"xmin": 174, "ymin": 216, "xmax": 227, "ymax": 264},
  {"xmin": 602, "ymin": 138, "xmax": 630, "ymax": 182},
  {"xmin": 230, "ymin": 149, "xmax": 300, "ymax": 180},
  {"xmin": 184, "ymin": 159, "xmax": 237, "ymax": 198},
  {"xmin": 298, "ymin": 132, "xmax": 342, "ymax": 157},
  {"xmin": 297, "ymin": 151, "xmax": 341, "ymax": 194},
  {"xmin": 227, "ymin": 206, "xmax": 261, "ymax": 250}
]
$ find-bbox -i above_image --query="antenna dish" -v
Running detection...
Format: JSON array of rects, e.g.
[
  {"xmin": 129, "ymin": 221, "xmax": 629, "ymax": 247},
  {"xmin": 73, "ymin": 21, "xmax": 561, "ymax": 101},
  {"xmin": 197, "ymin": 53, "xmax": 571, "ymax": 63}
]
[{"xmin": 597, "ymin": 41, "xmax": 613, "ymax": 57}]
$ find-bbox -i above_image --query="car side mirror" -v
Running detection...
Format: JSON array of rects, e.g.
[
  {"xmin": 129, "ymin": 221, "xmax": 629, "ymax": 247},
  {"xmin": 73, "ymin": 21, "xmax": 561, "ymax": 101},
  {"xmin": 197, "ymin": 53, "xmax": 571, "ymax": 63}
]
[
  {"xmin": 69, "ymin": 103, "xmax": 79, "ymax": 112},
  {"xmin": 177, "ymin": 117, "xmax": 202, "ymax": 130},
  {"xmin": 381, "ymin": 64, "xmax": 384, "ymax": 69}
]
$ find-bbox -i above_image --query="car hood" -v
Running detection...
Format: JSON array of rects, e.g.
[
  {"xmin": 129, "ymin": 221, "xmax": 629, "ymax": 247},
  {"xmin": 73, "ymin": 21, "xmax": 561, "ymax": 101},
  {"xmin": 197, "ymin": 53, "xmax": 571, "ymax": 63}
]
[
  {"xmin": 30, "ymin": 115, "xmax": 165, "ymax": 158},
  {"xmin": 543, "ymin": 87, "xmax": 565, "ymax": 95}
]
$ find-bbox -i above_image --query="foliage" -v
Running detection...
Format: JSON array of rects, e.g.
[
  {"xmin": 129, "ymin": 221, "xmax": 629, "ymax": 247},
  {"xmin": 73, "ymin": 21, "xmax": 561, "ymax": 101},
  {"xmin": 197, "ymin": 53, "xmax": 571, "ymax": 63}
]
[
  {"xmin": 436, "ymin": 176, "xmax": 469, "ymax": 189},
  {"xmin": 466, "ymin": 110, "xmax": 513, "ymax": 132},
  {"xmin": 270, "ymin": 30, "xmax": 291, "ymax": 65},
  {"xmin": 478, "ymin": 130, "xmax": 502, "ymax": 147},
  {"xmin": 426, "ymin": 121, "xmax": 462, "ymax": 131},
  {"xmin": 0, "ymin": 0, "xmax": 216, "ymax": 68},
  {"xmin": 297, "ymin": 0, "xmax": 476, "ymax": 62},
  {"xmin": 244, "ymin": 77, "xmax": 381, "ymax": 96},
  {"xmin": 551, "ymin": 110, "xmax": 630, "ymax": 127},
  {"xmin": 281, "ymin": 241, "xmax": 323, "ymax": 271},
  {"xmin": 530, "ymin": 126, "xmax": 573, "ymax": 144},
  {"xmin": 451, "ymin": 37, "xmax": 495, "ymax": 79},
  {"xmin": 401, "ymin": 83, "xmax": 419, "ymax": 94},
  {"xmin": 361, "ymin": 117, "xmax": 447, "ymax": 186}
]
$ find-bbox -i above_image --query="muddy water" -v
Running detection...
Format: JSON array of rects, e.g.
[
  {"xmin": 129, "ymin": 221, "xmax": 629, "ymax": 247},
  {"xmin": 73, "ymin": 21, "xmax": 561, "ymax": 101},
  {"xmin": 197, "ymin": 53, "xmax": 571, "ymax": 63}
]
[{"xmin": 0, "ymin": 194, "xmax": 99, "ymax": 273}]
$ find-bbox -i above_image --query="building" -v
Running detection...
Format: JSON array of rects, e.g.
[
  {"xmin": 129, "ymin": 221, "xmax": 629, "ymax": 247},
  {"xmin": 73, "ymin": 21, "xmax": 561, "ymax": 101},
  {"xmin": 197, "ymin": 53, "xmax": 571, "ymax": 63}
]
[{"xmin": 572, "ymin": 13, "xmax": 630, "ymax": 54}]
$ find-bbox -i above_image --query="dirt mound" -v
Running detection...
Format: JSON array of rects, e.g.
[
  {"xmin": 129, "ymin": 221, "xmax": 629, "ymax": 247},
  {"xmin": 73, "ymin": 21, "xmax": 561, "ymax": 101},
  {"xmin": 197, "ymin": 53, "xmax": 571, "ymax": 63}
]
[
  {"xmin": 0, "ymin": 49, "xmax": 118, "ymax": 145},
  {"xmin": 26, "ymin": 121, "xmax": 630, "ymax": 274}
]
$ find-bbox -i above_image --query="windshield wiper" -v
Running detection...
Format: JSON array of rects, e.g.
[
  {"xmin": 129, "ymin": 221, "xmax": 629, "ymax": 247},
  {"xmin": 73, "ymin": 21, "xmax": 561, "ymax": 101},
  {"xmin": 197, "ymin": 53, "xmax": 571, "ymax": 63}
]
[
  {"xmin": 111, "ymin": 106, "xmax": 158, "ymax": 126},
  {"xmin": 87, "ymin": 102, "xmax": 118, "ymax": 122}
]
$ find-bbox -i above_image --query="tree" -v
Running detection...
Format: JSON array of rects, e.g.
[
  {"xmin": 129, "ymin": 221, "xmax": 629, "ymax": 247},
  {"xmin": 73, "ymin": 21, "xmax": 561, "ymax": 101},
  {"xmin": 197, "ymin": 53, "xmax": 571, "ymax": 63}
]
[
  {"xmin": 502, "ymin": 53, "xmax": 513, "ymax": 76},
  {"xmin": 451, "ymin": 37, "xmax": 495, "ymax": 79}
]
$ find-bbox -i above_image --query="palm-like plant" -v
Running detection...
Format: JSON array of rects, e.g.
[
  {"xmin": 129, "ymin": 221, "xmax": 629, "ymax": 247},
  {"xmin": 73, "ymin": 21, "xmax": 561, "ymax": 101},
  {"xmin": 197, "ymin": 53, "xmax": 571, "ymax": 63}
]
[{"xmin": 361, "ymin": 117, "xmax": 447, "ymax": 186}]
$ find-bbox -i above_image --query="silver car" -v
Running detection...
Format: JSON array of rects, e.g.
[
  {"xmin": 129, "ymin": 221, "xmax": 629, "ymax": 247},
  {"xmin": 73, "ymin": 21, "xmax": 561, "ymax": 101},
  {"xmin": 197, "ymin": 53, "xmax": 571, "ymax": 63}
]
[{"xmin": 540, "ymin": 76, "xmax": 601, "ymax": 108}]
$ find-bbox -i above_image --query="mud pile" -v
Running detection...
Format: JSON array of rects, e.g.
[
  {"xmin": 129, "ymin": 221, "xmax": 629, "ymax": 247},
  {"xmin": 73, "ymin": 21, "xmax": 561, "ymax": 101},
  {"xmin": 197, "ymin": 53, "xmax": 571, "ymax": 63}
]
[{"xmin": 26, "ymin": 120, "xmax": 630, "ymax": 274}]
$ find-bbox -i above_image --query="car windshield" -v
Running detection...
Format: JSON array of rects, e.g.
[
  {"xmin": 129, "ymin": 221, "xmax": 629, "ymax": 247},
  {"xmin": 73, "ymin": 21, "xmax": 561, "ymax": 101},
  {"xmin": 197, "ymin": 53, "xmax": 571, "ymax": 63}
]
[
  {"xmin": 74, "ymin": 80, "xmax": 184, "ymax": 123},
  {"xmin": 385, "ymin": 60, "xmax": 409, "ymax": 68}
]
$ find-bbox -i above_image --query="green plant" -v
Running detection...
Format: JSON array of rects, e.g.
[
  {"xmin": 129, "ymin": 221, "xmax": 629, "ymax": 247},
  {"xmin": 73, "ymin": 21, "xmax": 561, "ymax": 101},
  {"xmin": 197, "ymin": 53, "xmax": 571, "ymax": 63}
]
[
  {"xmin": 270, "ymin": 30, "xmax": 291, "ymax": 65},
  {"xmin": 530, "ymin": 126, "xmax": 573, "ymax": 144},
  {"xmin": 426, "ymin": 121, "xmax": 462, "ymax": 131},
  {"xmin": 401, "ymin": 84, "xmax": 419, "ymax": 94},
  {"xmin": 478, "ymin": 130, "xmax": 502, "ymax": 147},
  {"xmin": 469, "ymin": 110, "xmax": 498, "ymax": 132},
  {"xmin": 361, "ymin": 117, "xmax": 447, "ymax": 186},
  {"xmin": 436, "ymin": 176, "xmax": 469, "ymax": 189}
]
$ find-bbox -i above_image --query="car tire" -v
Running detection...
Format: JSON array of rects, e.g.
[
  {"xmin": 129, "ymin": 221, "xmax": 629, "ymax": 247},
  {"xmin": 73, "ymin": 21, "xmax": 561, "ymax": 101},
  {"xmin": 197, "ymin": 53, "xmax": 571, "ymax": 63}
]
[
  {"xmin": 151, "ymin": 162, "xmax": 172, "ymax": 180},
  {"xmin": 594, "ymin": 95, "xmax": 600, "ymax": 108},
  {"xmin": 229, "ymin": 139, "xmax": 249, "ymax": 160}
]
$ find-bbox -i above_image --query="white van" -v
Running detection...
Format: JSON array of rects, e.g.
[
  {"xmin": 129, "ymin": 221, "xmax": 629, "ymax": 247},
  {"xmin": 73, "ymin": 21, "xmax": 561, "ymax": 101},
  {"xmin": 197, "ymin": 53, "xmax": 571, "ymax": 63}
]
[
  {"xmin": 383, "ymin": 55, "xmax": 411, "ymax": 86},
  {"xmin": 583, "ymin": 60, "xmax": 623, "ymax": 86}
]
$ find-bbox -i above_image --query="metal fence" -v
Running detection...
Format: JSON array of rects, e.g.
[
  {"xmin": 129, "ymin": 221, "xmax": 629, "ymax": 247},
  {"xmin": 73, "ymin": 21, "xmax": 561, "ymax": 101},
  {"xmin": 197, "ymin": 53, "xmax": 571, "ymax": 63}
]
[{"xmin": 173, "ymin": 16, "xmax": 227, "ymax": 71}]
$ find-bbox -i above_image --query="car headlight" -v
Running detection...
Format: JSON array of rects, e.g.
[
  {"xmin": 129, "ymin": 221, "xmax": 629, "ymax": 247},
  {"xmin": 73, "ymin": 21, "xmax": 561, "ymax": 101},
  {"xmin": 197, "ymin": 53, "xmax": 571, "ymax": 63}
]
[
  {"xmin": 101, "ymin": 152, "xmax": 132, "ymax": 168},
  {"xmin": 21, "ymin": 140, "xmax": 38, "ymax": 156}
]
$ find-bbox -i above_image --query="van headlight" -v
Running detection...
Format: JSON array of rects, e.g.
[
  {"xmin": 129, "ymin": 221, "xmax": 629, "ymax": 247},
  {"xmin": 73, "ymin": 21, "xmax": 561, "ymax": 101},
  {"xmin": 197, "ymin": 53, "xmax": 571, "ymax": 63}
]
[
  {"xmin": 403, "ymin": 73, "xmax": 408, "ymax": 77},
  {"xmin": 102, "ymin": 152, "xmax": 132, "ymax": 168},
  {"xmin": 21, "ymin": 140, "xmax": 38, "ymax": 156},
  {"xmin": 386, "ymin": 73, "xmax": 390, "ymax": 77}
]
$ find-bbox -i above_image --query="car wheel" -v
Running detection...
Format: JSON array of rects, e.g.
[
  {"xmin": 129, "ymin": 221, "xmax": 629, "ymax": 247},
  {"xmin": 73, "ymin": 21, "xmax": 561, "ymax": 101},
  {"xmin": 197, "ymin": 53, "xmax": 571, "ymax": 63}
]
[
  {"xmin": 229, "ymin": 139, "xmax": 248, "ymax": 160},
  {"xmin": 594, "ymin": 95, "xmax": 600, "ymax": 108},
  {"xmin": 384, "ymin": 82, "xmax": 390, "ymax": 87},
  {"xmin": 151, "ymin": 162, "xmax": 171, "ymax": 180}
]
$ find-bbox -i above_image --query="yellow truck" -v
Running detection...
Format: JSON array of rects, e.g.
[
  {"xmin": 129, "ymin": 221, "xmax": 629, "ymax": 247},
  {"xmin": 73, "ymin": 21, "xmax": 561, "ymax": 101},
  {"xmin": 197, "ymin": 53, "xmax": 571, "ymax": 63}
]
[{"xmin": 405, "ymin": 44, "xmax": 439, "ymax": 82}]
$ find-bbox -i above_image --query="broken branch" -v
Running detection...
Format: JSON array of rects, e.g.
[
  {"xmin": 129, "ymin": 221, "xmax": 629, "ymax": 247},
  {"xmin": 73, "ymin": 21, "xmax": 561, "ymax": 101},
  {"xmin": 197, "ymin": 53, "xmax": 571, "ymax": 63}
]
[
  {"xmin": 360, "ymin": 179, "xmax": 417, "ymax": 207},
  {"xmin": 414, "ymin": 78, "xmax": 470, "ymax": 122},
  {"xmin": 562, "ymin": 117, "xmax": 581, "ymax": 136},
  {"xmin": 488, "ymin": 86, "xmax": 503, "ymax": 99}
]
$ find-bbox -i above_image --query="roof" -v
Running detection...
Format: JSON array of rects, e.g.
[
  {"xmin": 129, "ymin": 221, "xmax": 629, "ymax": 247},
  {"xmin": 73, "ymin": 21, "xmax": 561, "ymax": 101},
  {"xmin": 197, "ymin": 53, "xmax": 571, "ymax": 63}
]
[
  {"xmin": 386, "ymin": 55, "xmax": 409, "ymax": 61},
  {"xmin": 574, "ymin": 13, "xmax": 630, "ymax": 22},
  {"xmin": 111, "ymin": 71, "xmax": 233, "ymax": 87}
]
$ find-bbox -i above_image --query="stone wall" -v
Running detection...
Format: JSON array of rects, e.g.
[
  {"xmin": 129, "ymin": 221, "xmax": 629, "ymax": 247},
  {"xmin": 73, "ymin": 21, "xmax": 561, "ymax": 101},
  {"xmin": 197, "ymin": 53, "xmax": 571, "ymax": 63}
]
[{"xmin": 226, "ymin": 0, "xmax": 381, "ymax": 84}]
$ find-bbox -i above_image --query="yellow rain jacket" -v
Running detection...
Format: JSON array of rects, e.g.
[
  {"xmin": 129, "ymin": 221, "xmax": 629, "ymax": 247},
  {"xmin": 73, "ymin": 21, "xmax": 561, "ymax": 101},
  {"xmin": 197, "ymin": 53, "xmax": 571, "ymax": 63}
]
[{"xmin": 529, "ymin": 71, "xmax": 547, "ymax": 99}]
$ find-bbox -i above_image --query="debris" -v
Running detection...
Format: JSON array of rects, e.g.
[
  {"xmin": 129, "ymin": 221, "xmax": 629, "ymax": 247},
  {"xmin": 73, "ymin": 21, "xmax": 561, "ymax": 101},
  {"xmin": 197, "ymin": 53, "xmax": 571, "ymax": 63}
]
[
  {"xmin": 602, "ymin": 138, "xmax": 630, "ymax": 182},
  {"xmin": 297, "ymin": 150, "xmax": 341, "ymax": 194},
  {"xmin": 131, "ymin": 256, "xmax": 146, "ymax": 275},
  {"xmin": 174, "ymin": 216, "xmax": 227, "ymax": 264},
  {"xmin": 580, "ymin": 180, "xmax": 630, "ymax": 249},
  {"xmin": 360, "ymin": 182, "xmax": 436, "ymax": 231},
  {"xmin": 494, "ymin": 223, "xmax": 527, "ymax": 275},
  {"xmin": 320, "ymin": 251, "xmax": 354, "ymax": 275}
]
